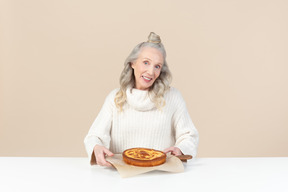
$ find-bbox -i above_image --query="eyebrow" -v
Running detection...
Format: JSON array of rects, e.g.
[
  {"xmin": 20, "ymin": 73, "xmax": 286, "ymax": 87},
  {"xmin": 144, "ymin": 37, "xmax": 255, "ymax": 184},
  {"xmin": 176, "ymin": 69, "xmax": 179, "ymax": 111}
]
[{"xmin": 143, "ymin": 58, "xmax": 163, "ymax": 65}]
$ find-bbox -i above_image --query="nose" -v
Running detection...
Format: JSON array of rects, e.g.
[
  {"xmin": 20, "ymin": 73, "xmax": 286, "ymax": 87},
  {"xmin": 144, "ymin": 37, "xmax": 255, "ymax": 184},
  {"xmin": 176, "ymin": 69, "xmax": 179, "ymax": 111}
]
[{"xmin": 147, "ymin": 65, "xmax": 154, "ymax": 75}]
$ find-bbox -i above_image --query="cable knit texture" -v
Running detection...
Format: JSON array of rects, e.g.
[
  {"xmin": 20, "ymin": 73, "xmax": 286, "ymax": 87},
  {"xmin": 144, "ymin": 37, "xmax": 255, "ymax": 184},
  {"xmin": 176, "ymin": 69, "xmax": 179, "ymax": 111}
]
[
  {"xmin": 126, "ymin": 88, "xmax": 156, "ymax": 111},
  {"xmin": 84, "ymin": 87, "xmax": 199, "ymax": 164}
]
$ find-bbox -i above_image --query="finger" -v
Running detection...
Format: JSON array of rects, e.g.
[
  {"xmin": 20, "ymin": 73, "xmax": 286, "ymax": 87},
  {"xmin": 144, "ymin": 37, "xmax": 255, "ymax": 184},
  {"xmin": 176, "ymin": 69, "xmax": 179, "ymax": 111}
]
[
  {"xmin": 96, "ymin": 149, "xmax": 114, "ymax": 167},
  {"xmin": 103, "ymin": 161, "xmax": 113, "ymax": 167},
  {"xmin": 164, "ymin": 150, "xmax": 173, "ymax": 154},
  {"xmin": 97, "ymin": 159, "xmax": 112, "ymax": 167},
  {"xmin": 100, "ymin": 158, "xmax": 113, "ymax": 167},
  {"xmin": 173, "ymin": 147, "xmax": 183, "ymax": 156},
  {"xmin": 96, "ymin": 152, "xmax": 107, "ymax": 166},
  {"xmin": 98, "ymin": 158, "xmax": 112, "ymax": 167},
  {"xmin": 164, "ymin": 148, "xmax": 182, "ymax": 156},
  {"xmin": 103, "ymin": 148, "xmax": 114, "ymax": 157},
  {"xmin": 98, "ymin": 160, "xmax": 112, "ymax": 167},
  {"xmin": 174, "ymin": 150, "xmax": 182, "ymax": 156},
  {"xmin": 163, "ymin": 147, "xmax": 174, "ymax": 154}
]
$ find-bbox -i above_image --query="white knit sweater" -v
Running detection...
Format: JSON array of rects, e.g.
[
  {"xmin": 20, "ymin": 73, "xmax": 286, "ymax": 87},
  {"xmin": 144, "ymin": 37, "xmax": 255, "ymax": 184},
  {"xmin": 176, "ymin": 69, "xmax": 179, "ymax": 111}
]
[{"xmin": 84, "ymin": 87, "xmax": 199, "ymax": 163}]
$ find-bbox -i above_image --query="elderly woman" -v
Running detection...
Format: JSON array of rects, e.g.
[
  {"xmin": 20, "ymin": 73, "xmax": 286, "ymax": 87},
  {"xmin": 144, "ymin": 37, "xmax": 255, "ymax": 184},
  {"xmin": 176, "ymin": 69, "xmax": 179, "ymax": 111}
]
[{"xmin": 84, "ymin": 32, "xmax": 199, "ymax": 166}]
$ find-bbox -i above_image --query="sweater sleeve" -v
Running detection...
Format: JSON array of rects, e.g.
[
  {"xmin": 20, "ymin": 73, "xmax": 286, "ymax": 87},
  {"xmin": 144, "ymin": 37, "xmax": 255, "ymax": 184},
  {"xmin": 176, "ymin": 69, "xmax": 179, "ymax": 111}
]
[
  {"xmin": 83, "ymin": 89, "xmax": 117, "ymax": 164},
  {"xmin": 172, "ymin": 89, "xmax": 199, "ymax": 158}
]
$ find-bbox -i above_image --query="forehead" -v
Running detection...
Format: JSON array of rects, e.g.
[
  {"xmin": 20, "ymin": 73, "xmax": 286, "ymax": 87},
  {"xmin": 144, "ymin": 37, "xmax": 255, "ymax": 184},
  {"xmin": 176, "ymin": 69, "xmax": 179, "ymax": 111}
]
[{"xmin": 138, "ymin": 47, "xmax": 164, "ymax": 64}]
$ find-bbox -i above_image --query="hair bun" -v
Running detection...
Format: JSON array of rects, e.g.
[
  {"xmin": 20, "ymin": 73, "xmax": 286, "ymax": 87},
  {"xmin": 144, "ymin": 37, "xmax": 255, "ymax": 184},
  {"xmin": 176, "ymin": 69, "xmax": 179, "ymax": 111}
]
[{"xmin": 147, "ymin": 32, "xmax": 161, "ymax": 44}]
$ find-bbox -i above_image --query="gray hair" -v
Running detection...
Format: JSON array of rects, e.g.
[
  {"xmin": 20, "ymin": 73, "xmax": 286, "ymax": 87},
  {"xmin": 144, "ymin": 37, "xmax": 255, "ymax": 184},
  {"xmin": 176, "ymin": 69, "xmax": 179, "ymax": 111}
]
[{"xmin": 114, "ymin": 33, "xmax": 172, "ymax": 110}]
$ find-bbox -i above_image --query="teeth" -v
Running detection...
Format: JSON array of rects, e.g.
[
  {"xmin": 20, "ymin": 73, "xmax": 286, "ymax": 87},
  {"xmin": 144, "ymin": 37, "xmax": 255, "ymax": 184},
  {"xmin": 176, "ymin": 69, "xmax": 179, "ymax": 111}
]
[{"xmin": 143, "ymin": 76, "xmax": 152, "ymax": 80}]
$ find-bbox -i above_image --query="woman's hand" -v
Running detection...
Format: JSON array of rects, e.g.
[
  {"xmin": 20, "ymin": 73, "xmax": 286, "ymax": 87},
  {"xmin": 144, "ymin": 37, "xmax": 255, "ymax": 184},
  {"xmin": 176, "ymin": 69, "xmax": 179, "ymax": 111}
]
[
  {"xmin": 93, "ymin": 145, "xmax": 114, "ymax": 167},
  {"xmin": 163, "ymin": 146, "xmax": 183, "ymax": 156}
]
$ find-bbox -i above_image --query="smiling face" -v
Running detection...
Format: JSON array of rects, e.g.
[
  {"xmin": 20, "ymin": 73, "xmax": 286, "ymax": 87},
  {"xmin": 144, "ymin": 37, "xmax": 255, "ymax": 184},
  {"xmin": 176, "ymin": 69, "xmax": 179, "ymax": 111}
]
[{"xmin": 131, "ymin": 47, "xmax": 164, "ymax": 90}]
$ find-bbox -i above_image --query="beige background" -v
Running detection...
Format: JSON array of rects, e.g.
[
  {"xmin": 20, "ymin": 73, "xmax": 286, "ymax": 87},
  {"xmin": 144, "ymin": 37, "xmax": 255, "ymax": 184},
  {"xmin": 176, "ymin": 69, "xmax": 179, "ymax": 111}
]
[{"xmin": 0, "ymin": 0, "xmax": 287, "ymax": 157}]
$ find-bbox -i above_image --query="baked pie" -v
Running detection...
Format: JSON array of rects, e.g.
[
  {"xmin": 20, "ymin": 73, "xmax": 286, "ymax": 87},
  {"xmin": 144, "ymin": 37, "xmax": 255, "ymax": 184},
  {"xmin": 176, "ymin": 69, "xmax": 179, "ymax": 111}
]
[{"xmin": 122, "ymin": 148, "xmax": 166, "ymax": 167}]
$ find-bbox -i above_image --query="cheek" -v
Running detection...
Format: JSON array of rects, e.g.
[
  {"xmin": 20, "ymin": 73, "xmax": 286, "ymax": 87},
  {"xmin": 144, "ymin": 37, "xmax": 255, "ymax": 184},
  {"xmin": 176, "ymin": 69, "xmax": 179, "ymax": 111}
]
[
  {"xmin": 155, "ymin": 71, "xmax": 161, "ymax": 78},
  {"xmin": 133, "ymin": 66, "xmax": 140, "ymax": 76},
  {"xmin": 134, "ymin": 64, "xmax": 143, "ymax": 74}
]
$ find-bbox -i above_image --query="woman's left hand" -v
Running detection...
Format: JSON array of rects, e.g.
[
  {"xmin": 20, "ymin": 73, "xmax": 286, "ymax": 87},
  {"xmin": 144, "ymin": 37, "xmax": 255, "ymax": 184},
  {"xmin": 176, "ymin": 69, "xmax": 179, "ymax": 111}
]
[{"xmin": 163, "ymin": 146, "xmax": 183, "ymax": 156}]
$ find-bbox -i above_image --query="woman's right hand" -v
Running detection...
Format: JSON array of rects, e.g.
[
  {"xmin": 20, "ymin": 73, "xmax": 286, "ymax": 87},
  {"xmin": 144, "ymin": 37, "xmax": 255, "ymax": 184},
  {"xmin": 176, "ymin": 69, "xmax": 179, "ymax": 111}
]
[{"xmin": 93, "ymin": 145, "xmax": 114, "ymax": 167}]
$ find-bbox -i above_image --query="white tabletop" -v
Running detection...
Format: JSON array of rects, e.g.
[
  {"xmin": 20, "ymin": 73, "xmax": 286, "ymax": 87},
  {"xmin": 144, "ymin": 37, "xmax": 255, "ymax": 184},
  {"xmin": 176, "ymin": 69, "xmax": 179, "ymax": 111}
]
[{"xmin": 0, "ymin": 157, "xmax": 287, "ymax": 192}]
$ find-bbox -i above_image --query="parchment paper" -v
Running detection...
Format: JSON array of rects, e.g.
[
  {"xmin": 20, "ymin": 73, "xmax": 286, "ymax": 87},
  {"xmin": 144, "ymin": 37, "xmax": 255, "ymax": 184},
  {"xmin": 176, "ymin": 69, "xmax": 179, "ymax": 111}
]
[{"xmin": 106, "ymin": 154, "xmax": 184, "ymax": 178}]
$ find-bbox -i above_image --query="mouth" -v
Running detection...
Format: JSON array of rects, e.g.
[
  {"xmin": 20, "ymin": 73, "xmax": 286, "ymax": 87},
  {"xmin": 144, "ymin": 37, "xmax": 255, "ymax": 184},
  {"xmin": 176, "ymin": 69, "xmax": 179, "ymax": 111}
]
[{"xmin": 142, "ymin": 75, "xmax": 153, "ymax": 81}]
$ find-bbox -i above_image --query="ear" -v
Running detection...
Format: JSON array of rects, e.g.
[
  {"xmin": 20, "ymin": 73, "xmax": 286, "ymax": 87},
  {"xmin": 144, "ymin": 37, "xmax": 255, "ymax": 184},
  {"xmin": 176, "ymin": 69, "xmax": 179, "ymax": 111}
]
[{"xmin": 130, "ymin": 62, "xmax": 135, "ymax": 69}]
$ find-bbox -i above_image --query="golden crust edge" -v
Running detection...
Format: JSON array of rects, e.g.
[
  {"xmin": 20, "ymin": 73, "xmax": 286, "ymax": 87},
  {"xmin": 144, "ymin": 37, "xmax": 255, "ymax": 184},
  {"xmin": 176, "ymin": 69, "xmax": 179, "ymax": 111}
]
[{"xmin": 122, "ymin": 148, "xmax": 167, "ymax": 167}]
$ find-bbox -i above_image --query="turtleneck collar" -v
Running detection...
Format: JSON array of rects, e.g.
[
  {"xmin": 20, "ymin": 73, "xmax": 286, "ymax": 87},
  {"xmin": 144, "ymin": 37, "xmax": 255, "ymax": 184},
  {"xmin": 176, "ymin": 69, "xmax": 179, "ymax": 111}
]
[{"xmin": 126, "ymin": 87, "xmax": 156, "ymax": 111}]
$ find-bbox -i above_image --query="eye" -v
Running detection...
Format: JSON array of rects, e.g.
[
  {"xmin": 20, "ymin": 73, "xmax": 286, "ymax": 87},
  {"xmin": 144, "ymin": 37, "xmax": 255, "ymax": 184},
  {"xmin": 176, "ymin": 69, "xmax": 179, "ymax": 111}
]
[
  {"xmin": 143, "ymin": 61, "xmax": 149, "ymax": 65},
  {"xmin": 155, "ymin": 65, "xmax": 161, "ymax": 69}
]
